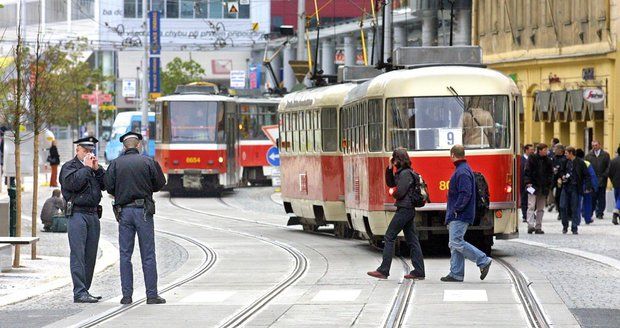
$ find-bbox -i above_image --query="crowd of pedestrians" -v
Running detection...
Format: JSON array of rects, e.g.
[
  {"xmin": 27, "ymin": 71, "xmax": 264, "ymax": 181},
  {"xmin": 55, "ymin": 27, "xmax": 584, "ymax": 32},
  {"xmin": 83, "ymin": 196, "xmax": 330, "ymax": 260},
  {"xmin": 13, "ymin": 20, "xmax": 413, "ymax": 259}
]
[{"xmin": 520, "ymin": 139, "xmax": 620, "ymax": 234}]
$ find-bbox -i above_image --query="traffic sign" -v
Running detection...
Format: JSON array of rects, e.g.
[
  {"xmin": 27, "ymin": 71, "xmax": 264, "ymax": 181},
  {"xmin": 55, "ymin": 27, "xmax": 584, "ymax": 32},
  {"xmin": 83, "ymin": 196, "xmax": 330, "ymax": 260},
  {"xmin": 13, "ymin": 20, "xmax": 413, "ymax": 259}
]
[
  {"xmin": 81, "ymin": 90, "xmax": 112, "ymax": 105},
  {"xmin": 228, "ymin": 2, "xmax": 239, "ymax": 13},
  {"xmin": 261, "ymin": 124, "xmax": 279, "ymax": 145},
  {"xmin": 266, "ymin": 146, "xmax": 280, "ymax": 167}
]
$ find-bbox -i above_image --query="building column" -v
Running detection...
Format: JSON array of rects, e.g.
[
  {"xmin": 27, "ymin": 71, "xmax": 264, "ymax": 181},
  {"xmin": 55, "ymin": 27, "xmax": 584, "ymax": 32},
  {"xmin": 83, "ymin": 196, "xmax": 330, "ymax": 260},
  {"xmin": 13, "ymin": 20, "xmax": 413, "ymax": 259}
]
[
  {"xmin": 454, "ymin": 9, "xmax": 471, "ymax": 45},
  {"xmin": 422, "ymin": 10, "xmax": 437, "ymax": 46},
  {"xmin": 321, "ymin": 39, "xmax": 335, "ymax": 75},
  {"xmin": 344, "ymin": 35, "xmax": 355, "ymax": 66},
  {"xmin": 394, "ymin": 25, "xmax": 407, "ymax": 50},
  {"xmin": 282, "ymin": 44, "xmax": 296, "ymax": 92}
]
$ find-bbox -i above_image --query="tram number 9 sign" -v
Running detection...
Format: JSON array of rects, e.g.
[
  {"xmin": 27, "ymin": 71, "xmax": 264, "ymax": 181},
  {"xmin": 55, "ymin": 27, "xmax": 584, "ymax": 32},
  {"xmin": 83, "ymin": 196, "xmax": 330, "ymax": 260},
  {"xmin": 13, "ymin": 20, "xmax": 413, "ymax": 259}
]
[{"xmin": 438, "ymin": 128, "xmax": 462, "ymax": 149}]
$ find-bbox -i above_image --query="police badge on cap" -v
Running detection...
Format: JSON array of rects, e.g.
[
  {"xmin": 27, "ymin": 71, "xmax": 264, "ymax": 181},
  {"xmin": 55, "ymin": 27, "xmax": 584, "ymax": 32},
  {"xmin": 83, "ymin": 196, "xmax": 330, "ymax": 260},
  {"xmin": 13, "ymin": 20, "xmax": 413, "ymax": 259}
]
[
  {"xmin": 73, "ymin": 137, "xmax": 98, "ymax": 149},
  {"xmin": 119, "ymin": 131, "xmax": 143, "ymax": 143}
]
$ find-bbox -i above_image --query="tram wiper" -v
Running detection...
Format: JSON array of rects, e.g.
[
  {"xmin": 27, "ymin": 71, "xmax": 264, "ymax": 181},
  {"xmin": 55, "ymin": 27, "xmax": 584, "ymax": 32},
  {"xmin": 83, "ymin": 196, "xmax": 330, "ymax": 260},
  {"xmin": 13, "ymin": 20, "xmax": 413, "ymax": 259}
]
[{"xmin": 447, "ymin": 86, "xmax": 492, "ymax": 144}]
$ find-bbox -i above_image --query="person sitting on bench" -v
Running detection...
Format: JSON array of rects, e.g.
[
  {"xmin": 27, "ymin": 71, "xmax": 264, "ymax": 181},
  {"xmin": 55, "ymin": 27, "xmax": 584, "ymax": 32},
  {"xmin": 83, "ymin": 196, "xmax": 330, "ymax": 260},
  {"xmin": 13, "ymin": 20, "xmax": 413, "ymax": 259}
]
[{"xmin": 41, "ymin": 189, "xmax": 65, "ymax": 232}]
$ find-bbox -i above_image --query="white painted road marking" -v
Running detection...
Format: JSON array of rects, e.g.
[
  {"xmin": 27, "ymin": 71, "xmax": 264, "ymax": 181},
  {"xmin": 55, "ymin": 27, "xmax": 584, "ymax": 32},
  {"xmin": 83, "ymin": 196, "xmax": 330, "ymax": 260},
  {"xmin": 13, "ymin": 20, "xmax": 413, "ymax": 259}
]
[
  {"xmin": 312, "ymin": 289, "xmax": 362, "ymax": 302},
  {"xmin": 443, "ymin": 290, "xmax": 488, "ymax": 302},
  {"xmin": 180, "ymin": 291, "xmax": 236, "ymax": 303}
]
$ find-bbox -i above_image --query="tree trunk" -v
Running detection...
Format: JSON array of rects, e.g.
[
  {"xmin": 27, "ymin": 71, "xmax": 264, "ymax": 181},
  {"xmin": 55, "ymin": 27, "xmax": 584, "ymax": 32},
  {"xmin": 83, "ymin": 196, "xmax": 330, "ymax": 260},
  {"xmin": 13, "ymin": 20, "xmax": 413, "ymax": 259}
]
[{"xmin": 31, "ymin": 129, "xmax": 39, "ymax": 260}]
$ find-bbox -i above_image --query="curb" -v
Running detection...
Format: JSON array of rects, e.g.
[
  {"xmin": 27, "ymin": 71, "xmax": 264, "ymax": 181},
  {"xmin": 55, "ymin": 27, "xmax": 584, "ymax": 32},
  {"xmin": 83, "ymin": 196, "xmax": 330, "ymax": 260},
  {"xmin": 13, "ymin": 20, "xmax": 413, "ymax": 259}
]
[
  {"xmin": 510, "ymin": 239, "xmax": 620, "ymax": 271},
  {"xmin": 270, "ymin": 192, "xmax": 283, "ymax": 205},
  {"xmin": 0, "ymin": 234, "xmax": 117, "ymax": 308}
]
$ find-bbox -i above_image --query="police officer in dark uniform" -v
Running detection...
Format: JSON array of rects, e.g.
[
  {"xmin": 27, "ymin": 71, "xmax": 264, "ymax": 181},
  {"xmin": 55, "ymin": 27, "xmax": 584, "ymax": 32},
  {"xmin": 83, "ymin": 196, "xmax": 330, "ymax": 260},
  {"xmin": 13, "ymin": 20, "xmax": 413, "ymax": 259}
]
[
  {"xmin": 105, "ymin": 131, "xmax": 167, "ymax": 305},
  {"xmin": 60, "ymin": 137, "xmax": 106, "ymax": 303}
]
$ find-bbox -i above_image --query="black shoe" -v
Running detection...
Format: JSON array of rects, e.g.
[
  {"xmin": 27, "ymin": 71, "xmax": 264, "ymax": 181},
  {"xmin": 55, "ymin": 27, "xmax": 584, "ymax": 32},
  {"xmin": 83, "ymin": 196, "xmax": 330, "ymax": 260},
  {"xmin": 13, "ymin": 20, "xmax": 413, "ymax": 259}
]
[
  {"xmin": 522, "ymin": 219, "xmax": 527, "ymax": 223},
  {"xmin": 120, "ymin": 296, "xmax": 132, "ymax": 305},
  {"xmin": 440, "ymin": 275, "xmax": 463, "ymax": 282},
  {"xmin": 74, "ymin": 294, "xmax": 99, "ymax": 303},
  {"xmin": 146, "ymin": 296, "xmax": 166, "ymax": 304},
  {"xmin": 572, "ymin": 231, "xmax": 578, "ymax": 235},
  {"xmin": 597, "ymin": 215, "xmax": 604, "ymax": 220},
  {"xmin": 557, "ymin": 215, "xmax": 561, "ymax": 220},
  {"xmin": 527, "ymin": 227, "xmax": 535, "ymax": 234},
  {"xmin": 547, "ymin": 204, "xmax": 555, "ymax": 212},
  {"xmin": 612, "ymin": 214, "xmax": 619, "ymax": 225},
  {"xmin": 88, "ymin": 293, "xmax": 102, "ymax": 300},
  {"xmin": 562, "ymin": 228, "xmax": 567, "ymax": 234},
  {"xmin": 480, "ymin": 260, "xmax": 492, "ymax": 280},
  {"xmin": 404, "ymin": 273, "xmax": 425, "ymax": 280},
  {"xmin": 535, "ymin": 229, "xmax": 545, "ymax": 234}
]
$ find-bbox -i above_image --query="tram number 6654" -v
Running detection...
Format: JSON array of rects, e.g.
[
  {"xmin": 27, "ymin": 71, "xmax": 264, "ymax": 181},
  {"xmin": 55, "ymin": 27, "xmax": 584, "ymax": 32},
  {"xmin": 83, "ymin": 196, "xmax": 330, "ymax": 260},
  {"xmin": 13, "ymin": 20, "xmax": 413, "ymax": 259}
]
[{"xmin": 439, "ymin": 180, "xmax": 450, "ymax": 191}]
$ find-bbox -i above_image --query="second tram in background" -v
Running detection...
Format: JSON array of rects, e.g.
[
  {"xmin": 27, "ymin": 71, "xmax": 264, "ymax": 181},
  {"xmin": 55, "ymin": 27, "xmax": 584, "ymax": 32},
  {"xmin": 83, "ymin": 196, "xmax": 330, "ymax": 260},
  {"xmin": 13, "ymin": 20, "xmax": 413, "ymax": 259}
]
[{"xmin": 155, "ymin": 83, "xmax": 240, "ymax": 196}]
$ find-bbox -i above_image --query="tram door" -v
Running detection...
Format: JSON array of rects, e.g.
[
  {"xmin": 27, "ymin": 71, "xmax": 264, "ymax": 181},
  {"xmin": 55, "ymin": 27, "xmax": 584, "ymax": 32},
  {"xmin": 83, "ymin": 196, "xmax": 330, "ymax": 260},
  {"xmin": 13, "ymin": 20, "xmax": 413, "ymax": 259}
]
[{"xmin": 224, "ymin": 102, "xmax": 239, "ymax": 187}]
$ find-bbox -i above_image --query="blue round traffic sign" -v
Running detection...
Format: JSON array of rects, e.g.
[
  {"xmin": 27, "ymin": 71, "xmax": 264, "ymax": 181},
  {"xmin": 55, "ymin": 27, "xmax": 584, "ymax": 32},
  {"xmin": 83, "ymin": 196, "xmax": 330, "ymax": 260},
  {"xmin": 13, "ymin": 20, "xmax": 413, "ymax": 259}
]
[{"xmin": 266, "ymin": 146, "xmax": 280, "ymax": 166}]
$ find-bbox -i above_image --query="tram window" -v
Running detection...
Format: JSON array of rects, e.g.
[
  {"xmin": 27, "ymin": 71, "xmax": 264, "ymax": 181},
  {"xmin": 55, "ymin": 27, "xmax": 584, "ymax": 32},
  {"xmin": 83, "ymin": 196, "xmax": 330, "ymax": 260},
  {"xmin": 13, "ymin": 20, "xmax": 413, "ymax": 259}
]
[
  {"xmin": 385, "ymin": 95, "xmax": 511, "ymax": 151},
  {"xmin": 321, "ymin": 108, "xmax": 337, "ymax": 152},
  {"xmin": 292, "ymin": 112, "xmax": 299, "ymax": 153},
  {"xmin": 300, "ymin": 111, "xmax": 307, "ymax": 153},
  {"xmin": 306, "ymin": 111, "xmax": 314, "ymax": 152},
  {"xmin": 313, "ymin": 110, "xmax": 321, "ymax": 152},
  {"xmin": 368, "ymin": 99, "xmax": 383, "ymax": 152}
]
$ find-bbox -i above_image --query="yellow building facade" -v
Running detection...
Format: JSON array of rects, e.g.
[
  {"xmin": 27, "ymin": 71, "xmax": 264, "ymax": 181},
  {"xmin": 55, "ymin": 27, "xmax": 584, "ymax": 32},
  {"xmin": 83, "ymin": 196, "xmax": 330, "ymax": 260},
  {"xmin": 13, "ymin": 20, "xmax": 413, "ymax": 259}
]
[{"xmin": 472, "ymin": 0, "xmax": 619, "ymax": 153}]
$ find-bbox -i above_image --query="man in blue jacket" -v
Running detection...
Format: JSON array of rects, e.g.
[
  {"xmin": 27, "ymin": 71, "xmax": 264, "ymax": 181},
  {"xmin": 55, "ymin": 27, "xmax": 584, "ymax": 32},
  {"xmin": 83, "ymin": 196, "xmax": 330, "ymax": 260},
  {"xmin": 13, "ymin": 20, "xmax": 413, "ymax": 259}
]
[{"xmin": 441, "ymin": 145, "xmax": 492, "ymax": 282}]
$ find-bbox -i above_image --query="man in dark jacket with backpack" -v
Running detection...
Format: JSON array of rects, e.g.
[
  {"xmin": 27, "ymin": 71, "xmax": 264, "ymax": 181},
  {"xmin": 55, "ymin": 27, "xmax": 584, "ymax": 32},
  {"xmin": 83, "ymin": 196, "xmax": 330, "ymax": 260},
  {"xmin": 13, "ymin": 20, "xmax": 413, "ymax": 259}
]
[
  {"xmin": 524, "ymin": 143, "xmax": 554, "ymax": 234},
  {"xmin": 367, "ymin": 148, "xmax": 425, "ymax": 280},
  {"xmin": 441, "ymin": 145, "xmax": 492, "ymax": 282}
]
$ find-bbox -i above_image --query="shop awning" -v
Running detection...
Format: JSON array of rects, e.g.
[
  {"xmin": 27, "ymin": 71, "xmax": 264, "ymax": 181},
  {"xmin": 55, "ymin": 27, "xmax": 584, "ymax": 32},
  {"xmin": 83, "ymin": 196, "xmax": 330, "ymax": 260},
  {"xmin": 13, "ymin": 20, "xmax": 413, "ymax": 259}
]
[{"xmin": 533, "ymin": 91, "xmax": 551, "ymax": 122}]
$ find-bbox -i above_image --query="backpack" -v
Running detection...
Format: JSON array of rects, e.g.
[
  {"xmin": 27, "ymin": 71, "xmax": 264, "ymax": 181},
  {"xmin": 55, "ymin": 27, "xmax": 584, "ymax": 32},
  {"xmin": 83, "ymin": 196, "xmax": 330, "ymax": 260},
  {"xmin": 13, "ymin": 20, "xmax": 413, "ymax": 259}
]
[
  {"xmin": 473, "ymin": 172, "xmax": 490, "ymax": 221},
  {"xmin": 410, "ymin": 170, "xmax": 430, "ymax": 208}
]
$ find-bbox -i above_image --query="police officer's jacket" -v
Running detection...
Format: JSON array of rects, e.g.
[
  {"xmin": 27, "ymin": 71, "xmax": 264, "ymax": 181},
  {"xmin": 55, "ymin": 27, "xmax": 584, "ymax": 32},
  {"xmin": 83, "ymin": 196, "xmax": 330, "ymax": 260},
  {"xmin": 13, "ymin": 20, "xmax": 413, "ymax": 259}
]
[
  {"xmin": 104, "ymin": 148, "xmax": 166, "ymax": 206},
  {"xmin": 59, "ymin": 157, "xmax": 106, "ymax": 207}
]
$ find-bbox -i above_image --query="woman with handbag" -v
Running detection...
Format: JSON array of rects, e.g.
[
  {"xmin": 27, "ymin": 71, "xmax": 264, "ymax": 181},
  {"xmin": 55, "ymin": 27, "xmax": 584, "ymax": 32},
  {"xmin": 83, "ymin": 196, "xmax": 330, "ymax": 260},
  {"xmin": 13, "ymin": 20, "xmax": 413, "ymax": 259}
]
[{"xmin": 48, "ymin": 140, "xmax": 61, "ymax": 187}]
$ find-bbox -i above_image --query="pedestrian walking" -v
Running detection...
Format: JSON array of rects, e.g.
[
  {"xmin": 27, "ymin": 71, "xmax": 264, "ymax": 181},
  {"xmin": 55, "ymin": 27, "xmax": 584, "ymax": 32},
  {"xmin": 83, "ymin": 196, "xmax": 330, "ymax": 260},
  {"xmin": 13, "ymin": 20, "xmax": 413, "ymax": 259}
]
[
  {"xmin": 576, "ymin": 149, "xmax": 599, "ymax": 224},
  {"xmin": 367, "ymin": 148, "xmax": 425, "ymax": 280},
  {"xmin": 440, "ymin": 145, "xmax": 492, "ymax": 282},
  {"xmin": 47, "ymin": 140, "xmax": 61, "ymax": 187},
  {"xmin": 520, "ymin": 144, "xmax": 534, "ymax": 223},
  {"xmin": 105, "ymin": 132, "xmax": 167, "ymax": 305},
  {"xmin": 552, "ymin": 144, "xmax": 567, "ymax": 220},
  {"xmin": 40, "ymin": 189, "xmax": 65, "ymax": 232},
  {"xmin": 561, "ymin": 147, "xmax": 592, "ymax": 234},
  {"xmin": 546, "ymin": 138, "xmax": 560, "ymax": 211},
  {"xmin": 523, "ymin": 143, "xmax": 554, "ymax": 234},
  {"xmin": 60, "ymin": 137, "xmax": 106, "ymax": 303},
  {"xmin": 585, "ymin": 140, "xmax": 610, "ymax": 220},
  {"xmin": 608, "ymin": 145, "xmax": 620, "ymax": 225}
]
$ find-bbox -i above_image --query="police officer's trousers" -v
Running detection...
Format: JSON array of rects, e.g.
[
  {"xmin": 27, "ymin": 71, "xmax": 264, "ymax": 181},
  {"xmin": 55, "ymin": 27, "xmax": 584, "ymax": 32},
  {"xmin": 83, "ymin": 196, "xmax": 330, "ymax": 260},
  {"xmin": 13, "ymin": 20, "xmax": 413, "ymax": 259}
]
[
  {"xmin": 68, "ymin": 212, "xmax": 100, "ymax": 298},
  {"xmin": 119, "ymin": 207, "xmax": 158, "ymax": 298}
]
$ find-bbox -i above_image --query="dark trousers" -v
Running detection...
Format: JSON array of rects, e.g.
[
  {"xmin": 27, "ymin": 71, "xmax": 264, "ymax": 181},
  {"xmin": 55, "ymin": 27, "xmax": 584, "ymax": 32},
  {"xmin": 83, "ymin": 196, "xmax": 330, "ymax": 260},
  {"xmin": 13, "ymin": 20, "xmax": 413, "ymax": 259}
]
[
  {"xmin": 119, "ymin": 207, "xmax": 158, "ymax": 298},
  {"xmin": 561, "ymin": 184, "xmax": 581, "ymax": 232},
  {"xmin": 554, "ymin": 186, "xmax": 563, "ymax": 214},
  {"xmin": 377, "ymin": 207, "xmax": 425, "ymax": 277},
  {"xmin": 68, "ymin": 212, "xmax": 100, "ymax": 298},
  {"xmin": 520, "ymin": 188, "xmax": 528, "ymax": 220},
  {"xmin": 592, "ymin": 182, "xmax": 607, "ymax": 217}
]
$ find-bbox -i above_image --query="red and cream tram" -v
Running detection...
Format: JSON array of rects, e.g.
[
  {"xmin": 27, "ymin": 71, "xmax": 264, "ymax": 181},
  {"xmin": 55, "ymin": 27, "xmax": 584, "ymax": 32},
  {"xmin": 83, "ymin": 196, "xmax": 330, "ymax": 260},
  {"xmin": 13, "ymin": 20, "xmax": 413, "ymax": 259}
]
[
  {"xmin": 155, "ymin": 86, "xmax": 240, "ymax": 195},
  {"xmin": 278, "ymin": 83, "xmax": 357, "ymax": 237},
  {"xmin": 236, "ymin": 97, "xmax": 280, "ymax": 185},
  {"xmin": 341, "ymin": 65, "xmax": 520, "ymax": 253}
]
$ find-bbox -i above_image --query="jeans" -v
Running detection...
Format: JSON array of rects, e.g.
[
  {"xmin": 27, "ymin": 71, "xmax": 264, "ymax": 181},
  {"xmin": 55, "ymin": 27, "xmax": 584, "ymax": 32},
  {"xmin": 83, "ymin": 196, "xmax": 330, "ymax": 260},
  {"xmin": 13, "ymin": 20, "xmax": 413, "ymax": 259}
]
[
  {"xmin": 447, "ymin": 220, "xmax": 491, "ymax": 281},
  {"xmin": 119, "ymin": 207, "xmax": 159, "ymax": 298},
  {"xmin": 615, "ymin": 188, "xmax": 620, "ymax": 211},
  {"xmin": 561, "ymin": 184, "xmax": 581, "ymax": 232},
  {"xmin": 377, "ymin": 207, "xmax": 425, "ymax": 277},
  {"xmin": 592, "ymin": 181, "xmax": 607, "ymax": 217},
  {"xmin": 68, "ymin": 212, "xmax": 100, "ymax": 298}
]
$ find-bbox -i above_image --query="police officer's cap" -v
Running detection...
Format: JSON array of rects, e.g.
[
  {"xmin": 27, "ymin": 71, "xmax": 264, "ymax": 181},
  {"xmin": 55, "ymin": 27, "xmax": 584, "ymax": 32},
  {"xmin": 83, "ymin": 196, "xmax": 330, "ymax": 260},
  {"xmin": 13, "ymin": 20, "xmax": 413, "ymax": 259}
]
[
  {"xmin": 119, "ymin": 131, "xmax": 143, "ymax": 143},
  {"xmin": 73, "ymin": 136, "xmax": 98, "ymax": 149}
]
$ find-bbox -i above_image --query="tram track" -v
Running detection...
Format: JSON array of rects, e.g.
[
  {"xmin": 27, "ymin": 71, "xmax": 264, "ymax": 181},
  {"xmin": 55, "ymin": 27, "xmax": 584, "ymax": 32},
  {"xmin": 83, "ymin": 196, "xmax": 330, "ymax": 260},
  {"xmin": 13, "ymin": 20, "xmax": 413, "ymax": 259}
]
[
  {"xmin": 165, "ymin": 197, "xmax": 310, "ymax": 327},
  {"xmin": 72, "ymin": 228, "xmax": 218, "ymax": 328},
  {"xmin": 494, "ymin": 257, "xmax": 550, "ymax": 328}
]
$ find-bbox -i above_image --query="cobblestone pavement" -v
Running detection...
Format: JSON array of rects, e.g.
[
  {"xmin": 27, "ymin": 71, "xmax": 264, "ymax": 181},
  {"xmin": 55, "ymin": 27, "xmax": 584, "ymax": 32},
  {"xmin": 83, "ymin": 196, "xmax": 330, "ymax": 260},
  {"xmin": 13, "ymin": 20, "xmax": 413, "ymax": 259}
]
[{"xmin": 0, "ymin": 188, "xmax": 188, "ymax": 328}]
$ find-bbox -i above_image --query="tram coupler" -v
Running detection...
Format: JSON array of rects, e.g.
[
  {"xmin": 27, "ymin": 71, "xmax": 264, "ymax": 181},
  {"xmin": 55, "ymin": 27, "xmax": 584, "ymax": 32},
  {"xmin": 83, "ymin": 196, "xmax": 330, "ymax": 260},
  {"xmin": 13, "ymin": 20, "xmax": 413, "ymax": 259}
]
[{"xmin": 287, "ymin": 216, "xmax": 301, "ymax": 226}]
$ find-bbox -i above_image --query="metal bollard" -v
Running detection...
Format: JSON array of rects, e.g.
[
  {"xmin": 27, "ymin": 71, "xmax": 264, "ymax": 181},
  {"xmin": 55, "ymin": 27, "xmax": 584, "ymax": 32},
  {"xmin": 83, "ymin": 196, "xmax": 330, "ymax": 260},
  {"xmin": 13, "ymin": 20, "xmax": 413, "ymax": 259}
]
[{"xmin": 8, "ymin": 181, "xmax": 16, "ymax": 237}]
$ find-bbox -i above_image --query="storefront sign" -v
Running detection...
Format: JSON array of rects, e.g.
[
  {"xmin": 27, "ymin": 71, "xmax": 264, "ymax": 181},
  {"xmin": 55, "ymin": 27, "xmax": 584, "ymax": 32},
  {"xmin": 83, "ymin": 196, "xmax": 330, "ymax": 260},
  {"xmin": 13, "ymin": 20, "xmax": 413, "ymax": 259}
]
[
  {"xmin": 583, "ymin": 88, "xmax": 604, "ymax": 104},
  {"xmin": 122, "ymin": 79, "xmax": 136, "ymax": 98},
  {"xmin": 230, "ymin": 70, "xmax": 246, "ymax": 88}
]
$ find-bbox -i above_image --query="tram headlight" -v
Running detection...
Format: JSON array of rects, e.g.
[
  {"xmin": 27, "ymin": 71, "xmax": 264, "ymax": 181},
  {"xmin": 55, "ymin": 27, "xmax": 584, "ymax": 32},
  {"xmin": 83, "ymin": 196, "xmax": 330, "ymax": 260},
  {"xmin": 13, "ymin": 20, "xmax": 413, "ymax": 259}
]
[
  {"xmin": 495, "ymin": 210, "xmax": 503, "ymax": 219},
  {"xmin": 388, "ymin": 187, "xmax": 395, "ymax": 196},
  {"xmin": 218, "ymin": 156, "xmax": 224, "ymax": 164},
  {"xmin": 504, "ymin": 184, "xmax": 512, "ymax": 194}
]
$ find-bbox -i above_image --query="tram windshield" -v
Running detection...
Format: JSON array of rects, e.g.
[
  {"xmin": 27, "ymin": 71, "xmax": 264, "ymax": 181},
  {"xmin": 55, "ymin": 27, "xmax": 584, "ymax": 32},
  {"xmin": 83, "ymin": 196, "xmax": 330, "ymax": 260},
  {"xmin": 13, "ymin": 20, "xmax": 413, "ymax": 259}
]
[
  {"xmin": 386, "ymin": 95, "xmax": 510, "ymax": 151},
  {"xmin": 166, "ymin": 101, "xmax": 223, "ymax": 143},
  {"xmin": 238, "ymin": 103, "xmax": 278, "ymax": 140}
]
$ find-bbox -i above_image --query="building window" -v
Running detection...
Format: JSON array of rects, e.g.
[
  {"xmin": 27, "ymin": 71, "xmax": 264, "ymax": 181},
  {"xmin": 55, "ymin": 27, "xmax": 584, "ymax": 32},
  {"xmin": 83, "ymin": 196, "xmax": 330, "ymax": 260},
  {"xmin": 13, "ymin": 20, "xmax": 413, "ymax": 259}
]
[
  {"xmin": 180, "ymin": 0, "xmax": 194, "ymax": 18},
  {"xmin": 239, "ymin": 4, "xmax": 250, "ymax": 19},
  {"xmin": 209, "ymin": 0, "xmax": 223, "ymax": 18},
  {"xmin": 0, "ymin": 4, "xmax": 17, "ymax": 28},
  {"xmin": 72, "ymin": 0, "xmax": 94, "ymax": 20},
  {"xmin": 166, "ymin": 0, "xmax": 179, "ymax": 18},
  {"xmin": 26, "ymin": 2, "xmax": 41, "ymax": 25},
  {"xmin": 46, "ymin": 0, "xmax": 67, "ymax": 23}
]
